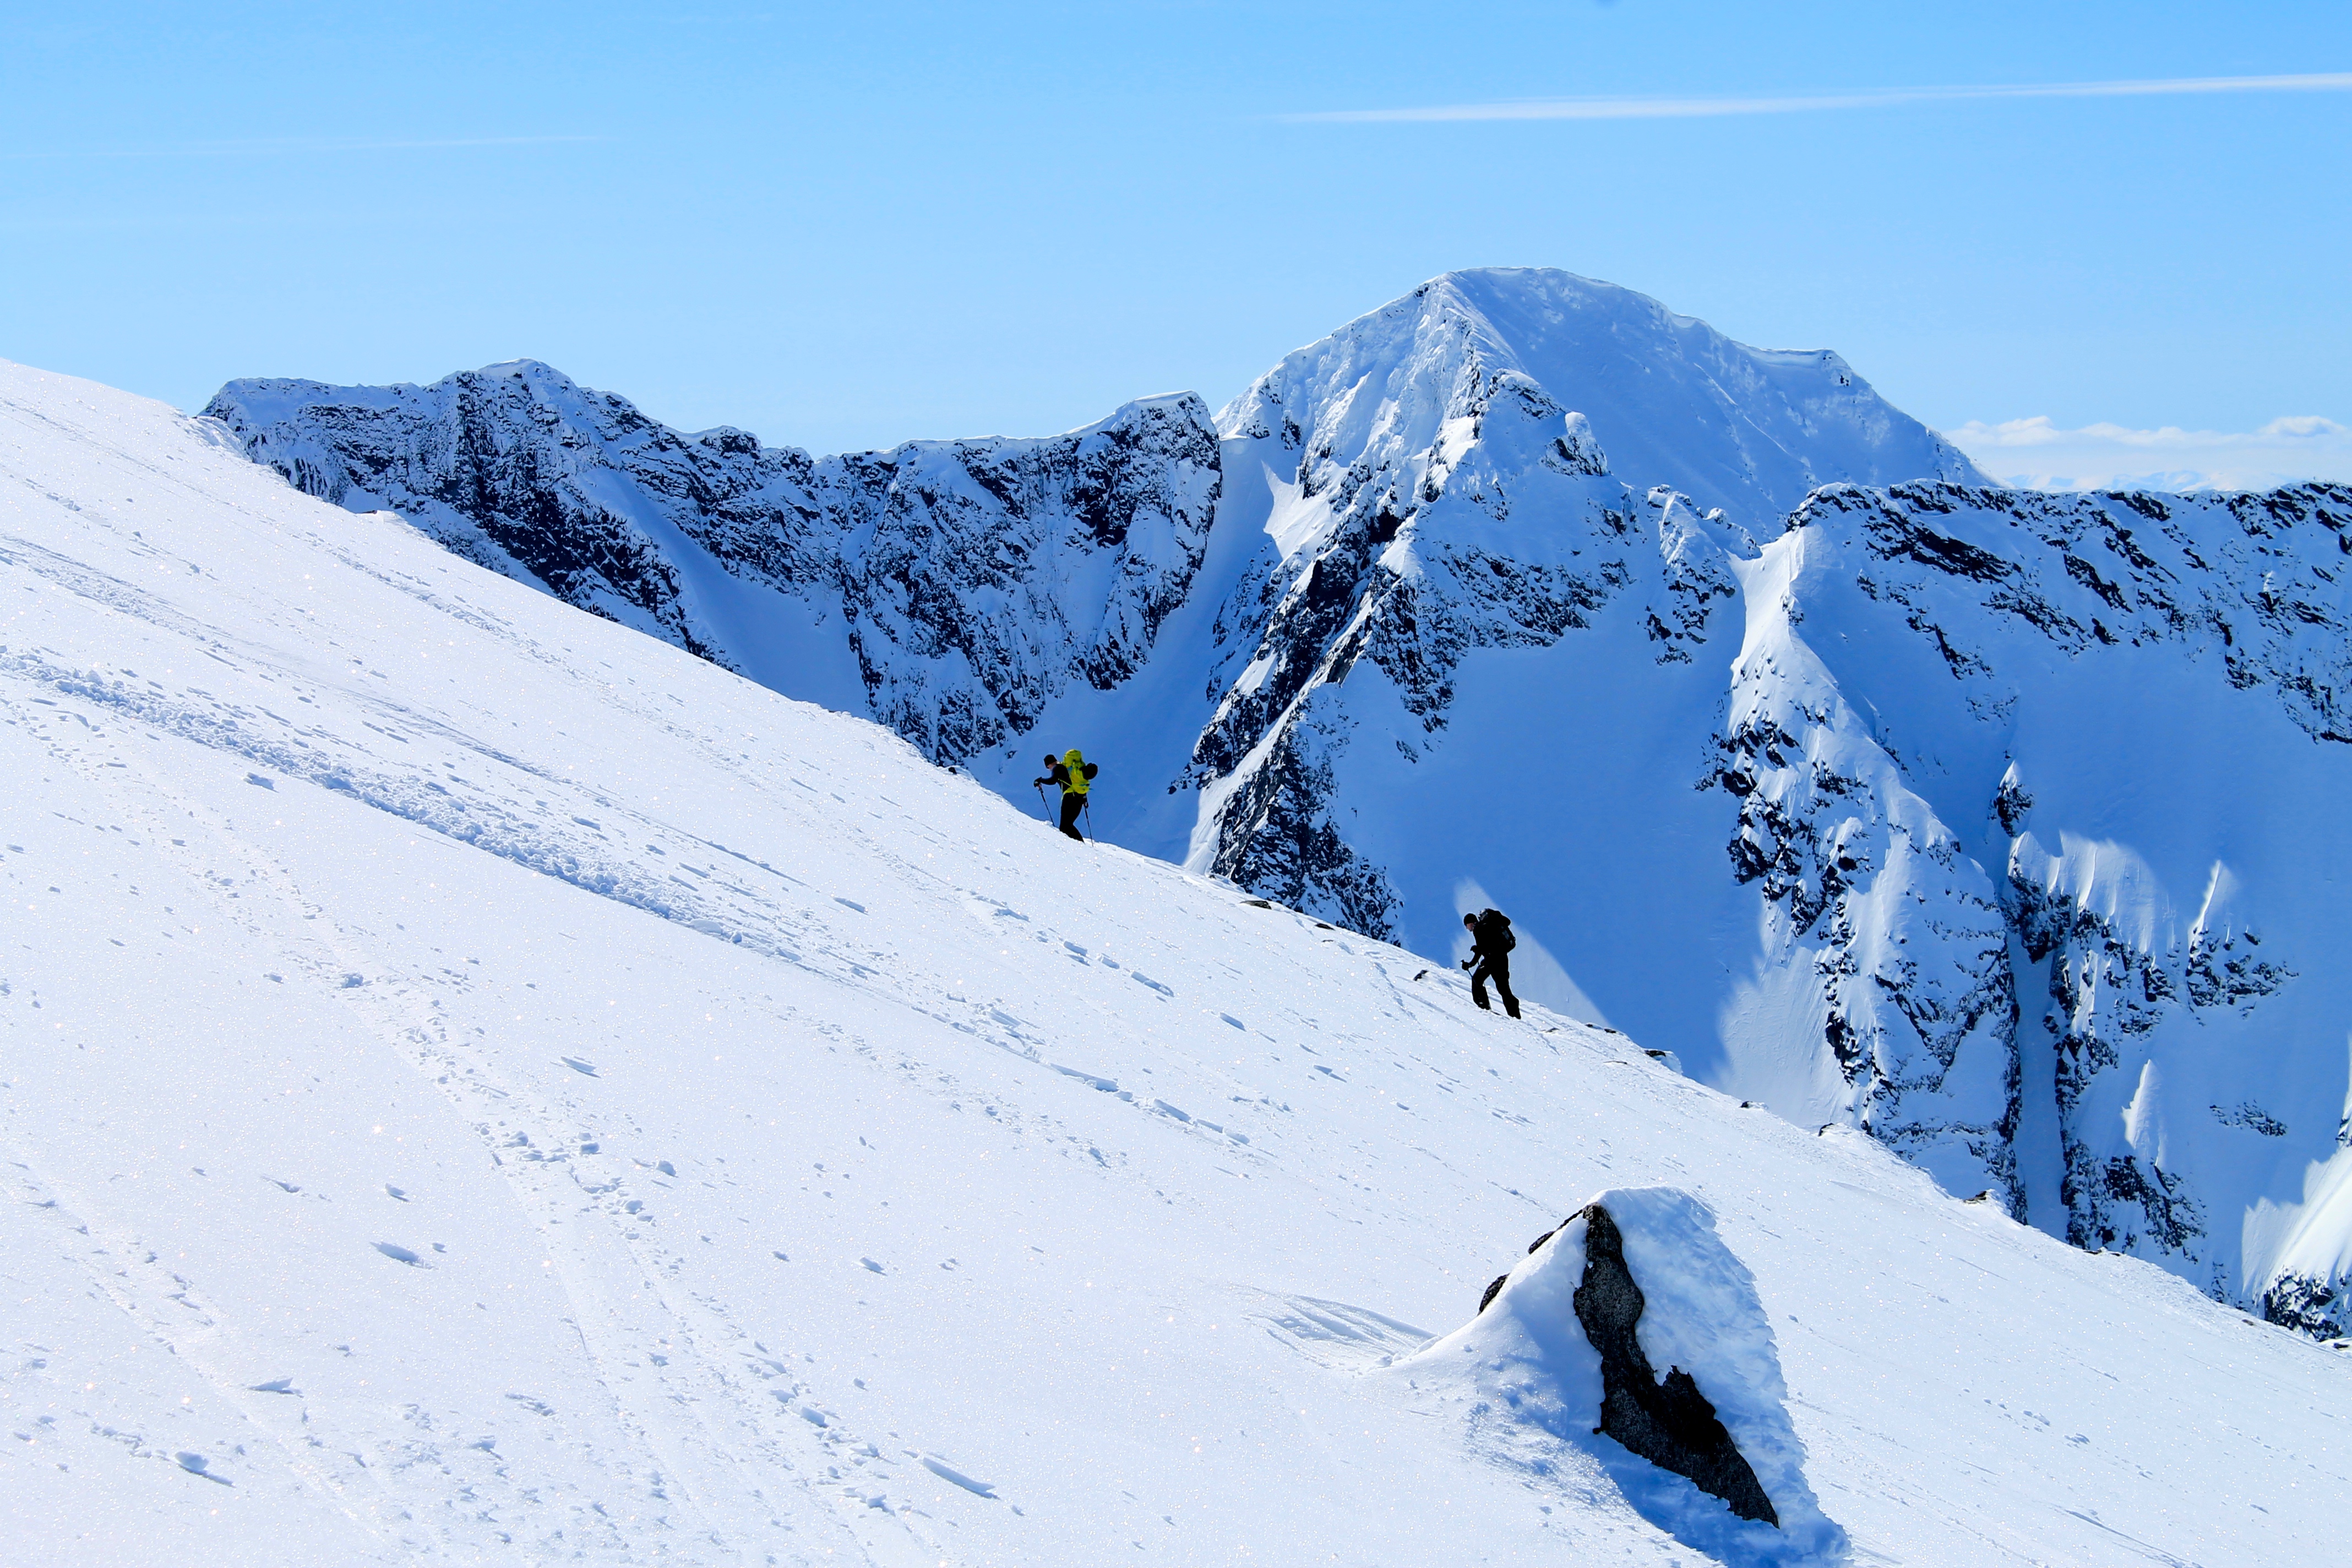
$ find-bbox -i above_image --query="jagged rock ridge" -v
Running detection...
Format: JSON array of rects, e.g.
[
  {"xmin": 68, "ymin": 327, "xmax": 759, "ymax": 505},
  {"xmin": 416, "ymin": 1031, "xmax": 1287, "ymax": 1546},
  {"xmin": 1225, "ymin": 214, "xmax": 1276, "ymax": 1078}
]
[{"xmin": 204, "ymin": 361, "xmax": 1221, "ymax": 767}]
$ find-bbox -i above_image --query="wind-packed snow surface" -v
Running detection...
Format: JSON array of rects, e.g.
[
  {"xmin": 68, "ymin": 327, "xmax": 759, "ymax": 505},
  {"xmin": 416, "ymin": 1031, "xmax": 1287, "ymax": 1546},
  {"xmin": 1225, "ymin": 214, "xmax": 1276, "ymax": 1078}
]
[
  {"xmin": 203, "ymin": 269, "xmax": 2352, "ymax": 1341},
  {"xmin": 7, "ymin": 363, "xmax": 2350, "ymax": 1565}
]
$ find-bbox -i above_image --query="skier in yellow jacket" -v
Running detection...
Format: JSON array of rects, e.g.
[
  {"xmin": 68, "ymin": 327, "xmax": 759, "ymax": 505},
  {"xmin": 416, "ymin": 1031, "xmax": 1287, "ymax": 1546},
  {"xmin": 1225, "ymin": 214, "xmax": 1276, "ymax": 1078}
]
[{"xmin": 1033, "ymin": 748, "xmax": 1096, "ymax": 841}]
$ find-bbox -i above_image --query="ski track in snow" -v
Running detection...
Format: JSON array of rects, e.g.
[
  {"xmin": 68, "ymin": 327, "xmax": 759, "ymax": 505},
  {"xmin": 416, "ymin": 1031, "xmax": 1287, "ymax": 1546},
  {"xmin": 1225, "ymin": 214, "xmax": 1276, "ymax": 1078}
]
[{"xmin": 2, "ymin": 360, "xmax": 2349, "ymax": 1566}]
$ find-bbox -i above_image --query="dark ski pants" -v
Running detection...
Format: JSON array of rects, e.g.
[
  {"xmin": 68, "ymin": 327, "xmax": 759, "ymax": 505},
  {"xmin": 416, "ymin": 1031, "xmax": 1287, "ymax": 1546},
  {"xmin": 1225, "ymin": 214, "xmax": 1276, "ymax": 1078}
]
[
  {"xmin": 1471, "ymin": 954, "xmax": 1520, "ymax": 1019},
  {"xmin": 1058, "ymin": 791, "xmax": 1086, "ymax": 841}
]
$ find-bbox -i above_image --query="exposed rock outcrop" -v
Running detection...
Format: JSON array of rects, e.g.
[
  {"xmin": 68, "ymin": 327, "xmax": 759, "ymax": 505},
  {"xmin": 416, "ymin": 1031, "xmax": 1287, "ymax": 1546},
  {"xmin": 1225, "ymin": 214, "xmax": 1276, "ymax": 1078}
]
[
  {"xmin": 1574, "ymin": 1205, "xmax": 1778, "ymax": 1527},
  {"xmin": 1406, "ymin": 1187, "xmax": 1842, "ymax": 1558}
]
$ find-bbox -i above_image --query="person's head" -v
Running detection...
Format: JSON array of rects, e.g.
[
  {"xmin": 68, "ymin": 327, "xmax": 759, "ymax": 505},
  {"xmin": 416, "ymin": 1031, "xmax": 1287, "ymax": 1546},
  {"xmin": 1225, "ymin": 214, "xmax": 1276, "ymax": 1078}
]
[
  {"xmin": 1462, "ymin": 913, "xmax": 1477, "ymax": 930},
  {"xmin": 1041, "ymin": 753, "xmax": 1058, "ymax": 767}
]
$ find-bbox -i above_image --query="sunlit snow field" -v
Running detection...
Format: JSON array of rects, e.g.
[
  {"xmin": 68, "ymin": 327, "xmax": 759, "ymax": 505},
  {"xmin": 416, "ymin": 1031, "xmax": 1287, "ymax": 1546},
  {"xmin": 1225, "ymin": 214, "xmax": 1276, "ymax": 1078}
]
[{"xmin": 1, "ymin": 361, "xmax": 2345, "ymax": 1565}]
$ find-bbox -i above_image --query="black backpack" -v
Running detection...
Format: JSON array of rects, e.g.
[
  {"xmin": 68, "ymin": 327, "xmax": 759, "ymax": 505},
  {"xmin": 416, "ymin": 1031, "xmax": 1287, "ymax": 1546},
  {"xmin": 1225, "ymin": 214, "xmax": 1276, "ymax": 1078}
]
[
  {"xmin": 1082, "ymin": 763, "xmax": 1099, "ymax": 780},
  {"xmin": 1475, "ymin": 908, "xmax": 1515, "ymax": 953}
]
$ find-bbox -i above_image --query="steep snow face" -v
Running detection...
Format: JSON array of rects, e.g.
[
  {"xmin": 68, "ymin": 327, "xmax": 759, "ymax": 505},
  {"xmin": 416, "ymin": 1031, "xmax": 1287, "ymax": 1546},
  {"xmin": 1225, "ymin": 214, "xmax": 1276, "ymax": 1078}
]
[
  {"xmin": 6, "ymin": 359, "xmax": 2351, "ymax": 1566},
  {"xmin": 204, "ymin": 362, "xmax": 1221, "ymax": 767},
  {"xmin": 1718, "ymin": 480, "xmax": 2352, "ymax": 1331}
]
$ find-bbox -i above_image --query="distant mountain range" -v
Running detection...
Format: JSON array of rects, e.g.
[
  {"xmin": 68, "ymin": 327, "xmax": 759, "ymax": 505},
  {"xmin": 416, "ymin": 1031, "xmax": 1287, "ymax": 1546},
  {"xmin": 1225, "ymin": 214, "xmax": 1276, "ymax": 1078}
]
[{"xmin": 205, "ymin": 268, "xmax": 2352, "ymax": 1341}]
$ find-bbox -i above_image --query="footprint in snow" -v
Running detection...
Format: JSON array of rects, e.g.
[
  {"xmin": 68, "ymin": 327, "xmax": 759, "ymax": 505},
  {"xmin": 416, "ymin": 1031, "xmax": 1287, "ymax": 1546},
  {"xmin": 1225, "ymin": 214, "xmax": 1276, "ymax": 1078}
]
[
  {"xmin": 834, "ymin": 897, "xmax": 866, "ymax": 912},
  {"xmin": 248, "ymin": 1378, "xmax": 298, "ymax": 1395},
  {"xmin": 861, "ymin": 1257, "xmax": 886, "ymax": 1274},
  {"xmin": 373, "ymin": 1242, "xmax": 429, "ymax": 1267},
  {"xmin": 562, "ymin": 1056, "xmax": 598, "ymax": 1076}
]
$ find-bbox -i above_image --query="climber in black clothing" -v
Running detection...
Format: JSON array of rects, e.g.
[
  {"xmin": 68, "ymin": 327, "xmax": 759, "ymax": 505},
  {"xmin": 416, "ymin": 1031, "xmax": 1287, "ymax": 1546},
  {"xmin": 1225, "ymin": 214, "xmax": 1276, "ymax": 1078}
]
[
  {"xmin": 1462, "ymin": 908, "xmax": 1521, "ymax": 1019},
  {"xmin": 1032, "ymin": 748, "xmax": 1097, "ymax": 841}
]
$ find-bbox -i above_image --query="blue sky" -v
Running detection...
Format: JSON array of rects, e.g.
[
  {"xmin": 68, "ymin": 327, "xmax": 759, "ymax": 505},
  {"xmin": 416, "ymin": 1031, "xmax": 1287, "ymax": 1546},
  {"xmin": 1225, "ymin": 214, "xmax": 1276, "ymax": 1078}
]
[{"xmin": 4, "ymin": 1, "xmax": 2348, "ymax": 481}]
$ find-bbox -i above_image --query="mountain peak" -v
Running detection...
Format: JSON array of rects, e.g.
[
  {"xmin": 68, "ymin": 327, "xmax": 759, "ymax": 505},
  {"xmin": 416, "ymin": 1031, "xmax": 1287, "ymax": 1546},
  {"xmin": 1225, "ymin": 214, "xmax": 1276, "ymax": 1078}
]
[{"xmin": 1223, "ymin": 268, "xmax": 1988, "ymax": 532}]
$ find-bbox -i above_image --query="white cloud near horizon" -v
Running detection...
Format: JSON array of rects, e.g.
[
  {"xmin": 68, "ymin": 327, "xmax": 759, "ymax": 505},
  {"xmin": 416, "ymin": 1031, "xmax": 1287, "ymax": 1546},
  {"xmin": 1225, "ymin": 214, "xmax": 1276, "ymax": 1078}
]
[
  {"xmin": 1946, "ymin": 415, "xmax": 2352, "ymax": 494},
  {"xmin": 1285, "ymin": 71, "xmax": 2352, "ymax": 124}
]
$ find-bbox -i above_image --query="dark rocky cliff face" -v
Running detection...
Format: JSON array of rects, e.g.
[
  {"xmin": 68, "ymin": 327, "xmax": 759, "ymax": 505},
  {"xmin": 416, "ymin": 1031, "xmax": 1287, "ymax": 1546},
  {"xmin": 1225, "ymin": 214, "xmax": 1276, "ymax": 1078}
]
[{"xmin": 204, "ymin": 362, "xmax": 1221, "ymax": 769}]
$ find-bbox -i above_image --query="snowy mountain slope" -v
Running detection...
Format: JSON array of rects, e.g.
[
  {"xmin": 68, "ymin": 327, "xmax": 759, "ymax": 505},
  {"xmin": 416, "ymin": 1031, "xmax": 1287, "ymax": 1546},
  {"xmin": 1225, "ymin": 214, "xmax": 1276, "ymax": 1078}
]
[
  {"xmin": 8, "ymin": 363, "xmax": 2351, "ymax": 1567},
  {"xmin": 1181, "ymin": 268, "xmax": 1984, "ymax": 932},
  {"xmin": 203, "ymin": 361, "xmax": 1221, "ymax": 765},
  {"xmin": 193, "ymin": 274, "xmax": 2352, "ymax": 1343},
  {"xmin": 1186, "ymin": 269, "xmax": 1983, "ymax": 918},
  {"xmin": 1145, "ymin": 276, "xmax": 2352, "ymax": 1343},
  {"xmin": 195, "ymin": 271, "xmax": 1985, "ymax": 888}
]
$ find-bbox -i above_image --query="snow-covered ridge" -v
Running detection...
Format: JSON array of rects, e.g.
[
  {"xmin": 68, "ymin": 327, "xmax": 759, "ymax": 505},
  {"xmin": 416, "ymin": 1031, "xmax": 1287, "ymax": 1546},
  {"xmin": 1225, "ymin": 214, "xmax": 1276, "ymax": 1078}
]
[{"xmin": 7, "ymin": 354, "xmax": 2348, "ymax": 1566}]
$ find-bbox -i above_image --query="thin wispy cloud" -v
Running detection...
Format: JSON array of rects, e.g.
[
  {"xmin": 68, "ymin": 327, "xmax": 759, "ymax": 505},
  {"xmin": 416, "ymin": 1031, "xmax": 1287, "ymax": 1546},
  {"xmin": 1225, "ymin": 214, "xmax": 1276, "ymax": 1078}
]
[
  {"xmin": 3, "ymin": 134, "xmax": 608, "ymax": 161},
  {"xmin": 1286, "ymin": 71, "xmax": 2352, "ymax": 125},
  {"xmin": 1947, "ymin": 415, "xmax": 2352, "ymax": 494}
]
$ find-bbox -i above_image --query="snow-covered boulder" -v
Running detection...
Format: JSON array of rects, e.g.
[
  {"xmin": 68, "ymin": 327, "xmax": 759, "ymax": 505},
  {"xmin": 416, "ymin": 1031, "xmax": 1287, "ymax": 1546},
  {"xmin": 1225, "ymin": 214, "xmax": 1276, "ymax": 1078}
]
[{"xmin": 1399, "ymin": 1188, "xmax": 1844, "ymax": 1565}]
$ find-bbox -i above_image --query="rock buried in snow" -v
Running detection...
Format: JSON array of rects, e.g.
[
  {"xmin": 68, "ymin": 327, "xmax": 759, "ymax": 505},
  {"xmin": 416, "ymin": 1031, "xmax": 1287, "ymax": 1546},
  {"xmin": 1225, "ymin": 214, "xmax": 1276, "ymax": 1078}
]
[
  {"xmin": 1398, "ymin": 1186, "xmax": 1844, "ymax": 1564},
  {"xmin": 1467, "ymin": 1206, "xmax": 1777, "ymax": 1523},
  {"xmin": 1575, "ymin": 1204, "xmax": 1777, "ymax": 1526}
]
